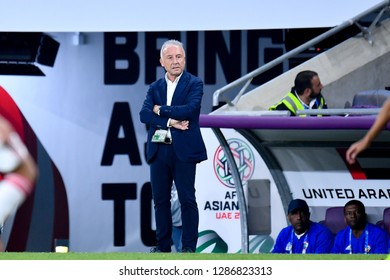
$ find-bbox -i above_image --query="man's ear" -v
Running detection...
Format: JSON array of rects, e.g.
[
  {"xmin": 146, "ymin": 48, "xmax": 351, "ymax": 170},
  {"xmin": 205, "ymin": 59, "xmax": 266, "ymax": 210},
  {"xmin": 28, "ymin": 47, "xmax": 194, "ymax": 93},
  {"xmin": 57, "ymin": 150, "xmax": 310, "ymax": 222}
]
[{"xmin": 160, "ymin": 58, "xmax": 164, "ymax": 67}]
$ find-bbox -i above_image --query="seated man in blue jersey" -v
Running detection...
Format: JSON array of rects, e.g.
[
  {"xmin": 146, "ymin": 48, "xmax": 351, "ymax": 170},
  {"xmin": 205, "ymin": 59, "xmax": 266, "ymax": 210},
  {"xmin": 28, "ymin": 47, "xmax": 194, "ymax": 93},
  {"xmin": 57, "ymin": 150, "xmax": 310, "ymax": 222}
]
[
  {"xmin": 269, "ymin": 70, "xmax": 327, "ymax": 116},
  {"xmin": 272, "ymin": 199, "xmax": 334, "ymax": 254},
  {"xmin": 331, "ymin": 199, "xmax": 389, "ymax": 254}
]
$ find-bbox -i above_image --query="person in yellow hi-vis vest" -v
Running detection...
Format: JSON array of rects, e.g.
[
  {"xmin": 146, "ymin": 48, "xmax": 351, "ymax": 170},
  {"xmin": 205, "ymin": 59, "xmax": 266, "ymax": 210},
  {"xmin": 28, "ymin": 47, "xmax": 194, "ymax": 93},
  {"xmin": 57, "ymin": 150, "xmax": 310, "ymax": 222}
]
[{"xmin": 269, "ymin": 70, "xmax": 327, "ymax": 116}]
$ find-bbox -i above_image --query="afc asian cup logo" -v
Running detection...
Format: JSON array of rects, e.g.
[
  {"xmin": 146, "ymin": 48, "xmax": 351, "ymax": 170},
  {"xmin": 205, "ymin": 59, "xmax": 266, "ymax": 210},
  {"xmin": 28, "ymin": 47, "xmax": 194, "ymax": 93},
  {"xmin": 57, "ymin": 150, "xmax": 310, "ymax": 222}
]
[{"xmin": 213, "ymin": 138, "xmax": 255, "ymax": 188}]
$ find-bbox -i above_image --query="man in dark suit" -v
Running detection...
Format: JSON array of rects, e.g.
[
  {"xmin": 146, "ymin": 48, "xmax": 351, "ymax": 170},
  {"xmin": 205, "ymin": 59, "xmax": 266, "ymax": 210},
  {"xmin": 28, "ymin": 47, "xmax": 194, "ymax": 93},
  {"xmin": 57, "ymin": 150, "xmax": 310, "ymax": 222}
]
[{"xmin": 140, "ymin": 39, "xmax": 207, "ymax": 253}]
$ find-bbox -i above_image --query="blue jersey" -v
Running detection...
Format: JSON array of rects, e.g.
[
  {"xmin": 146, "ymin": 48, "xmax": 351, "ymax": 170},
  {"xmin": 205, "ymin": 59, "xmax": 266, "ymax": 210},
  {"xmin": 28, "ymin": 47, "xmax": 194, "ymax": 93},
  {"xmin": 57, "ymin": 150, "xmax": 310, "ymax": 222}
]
[
  {"xmin": 331, "ymin": 223, "xmax": 388, "ymax": 254},
  {"xmin": 272, "ymin": 221, "xmax": 334, "ymax": 254}
]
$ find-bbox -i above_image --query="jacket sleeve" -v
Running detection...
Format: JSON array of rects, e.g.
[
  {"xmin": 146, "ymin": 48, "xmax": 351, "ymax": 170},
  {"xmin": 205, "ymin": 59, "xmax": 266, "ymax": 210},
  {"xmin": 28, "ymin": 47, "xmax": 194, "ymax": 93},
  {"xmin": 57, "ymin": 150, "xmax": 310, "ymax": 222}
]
[
  {"xmin": 313, "ymin": 226, "xmax": 334, "ymax": 253},
  {"xmin": 272, "ymin": 228, "xmax": 288, "ymax": 253},
  {"xmin": 372, "ymin": 226, "xmax": 389, "ymax": 253},
  {"xmin": 139, "ymin": 84, "xmax": 170, "ymax": 129},
  {"xmin": 159, "ymin": 77, "xmax": 203, "ymax": 121}
]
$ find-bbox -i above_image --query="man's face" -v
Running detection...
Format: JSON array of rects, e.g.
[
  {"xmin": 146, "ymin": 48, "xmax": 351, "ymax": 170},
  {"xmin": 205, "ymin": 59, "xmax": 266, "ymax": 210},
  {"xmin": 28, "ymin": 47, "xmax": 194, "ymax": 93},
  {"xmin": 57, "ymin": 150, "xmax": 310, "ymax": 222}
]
[
  {"xmin": 344, "ymin": 204, "xmax": 366, "ymax": 229},
  {"xmin": 309, "ymin": 75, "xmax": 323, "ymax": 98},
  {"xmin": 160, "ymin": 45, "xmax": 186, "ymax": 80},
  {"xmin": 288, "ymin": 209, "xmax": 310, "ymax": 234}
]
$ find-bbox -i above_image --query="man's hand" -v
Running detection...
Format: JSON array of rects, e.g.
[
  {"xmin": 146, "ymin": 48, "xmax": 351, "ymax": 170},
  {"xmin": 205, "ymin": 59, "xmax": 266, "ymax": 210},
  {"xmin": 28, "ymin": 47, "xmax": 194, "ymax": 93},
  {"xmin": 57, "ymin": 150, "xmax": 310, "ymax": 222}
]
[
  {"xmin": 153, "ymin": 105, "xmax": 161, "ymax": 115},
  {"xmin": 345, "ymin": 138, "xmax": 369, "ymax": 164},
  {"xmin": 170, "ymin": 119, "xmax": 189, "ymax": 130}
]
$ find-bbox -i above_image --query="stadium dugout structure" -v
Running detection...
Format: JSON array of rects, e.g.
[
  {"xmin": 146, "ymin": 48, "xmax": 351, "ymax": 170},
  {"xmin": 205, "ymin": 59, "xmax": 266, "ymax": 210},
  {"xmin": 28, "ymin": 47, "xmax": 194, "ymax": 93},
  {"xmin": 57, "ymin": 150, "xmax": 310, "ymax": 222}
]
[{"xmin": 203, "ymin": 1, "xmax": 390, "ymax": 254}]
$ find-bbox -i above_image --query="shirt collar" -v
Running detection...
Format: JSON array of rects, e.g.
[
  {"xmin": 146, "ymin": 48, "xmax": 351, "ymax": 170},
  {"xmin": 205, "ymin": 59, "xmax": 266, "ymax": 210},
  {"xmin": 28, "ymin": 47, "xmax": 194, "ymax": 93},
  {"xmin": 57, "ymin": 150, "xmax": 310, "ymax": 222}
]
[
  {"xmin": 295, "ymin": 231, "xmax": 307, "ymax": 239},
  {"xmin": 295, "ymin": 90, "xmax": 315, "ymax": 109},
  {"xmin": 165, "ymin": 72, "xmax": 183, "ymax": 85}
]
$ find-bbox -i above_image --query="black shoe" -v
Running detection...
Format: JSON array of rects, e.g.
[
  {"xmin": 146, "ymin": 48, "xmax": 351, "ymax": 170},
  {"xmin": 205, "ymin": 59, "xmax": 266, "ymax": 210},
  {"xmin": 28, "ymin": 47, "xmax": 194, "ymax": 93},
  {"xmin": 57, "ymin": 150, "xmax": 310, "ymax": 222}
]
[
  {"xmin": 150, "ymin": 247, "xmax": 171, "ymax": 253},
  {"xmin": 181, "ymin": 247, "xmax": 195, "ymax": 253},
  {"xmin": 150, "ymin": 247, "xmax": 162, "ymax": 253}
]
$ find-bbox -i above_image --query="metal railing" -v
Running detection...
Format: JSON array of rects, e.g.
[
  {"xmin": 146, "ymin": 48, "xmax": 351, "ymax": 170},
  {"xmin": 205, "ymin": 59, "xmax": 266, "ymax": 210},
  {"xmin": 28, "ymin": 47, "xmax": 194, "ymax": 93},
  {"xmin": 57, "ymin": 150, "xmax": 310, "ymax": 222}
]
[
  {"xmin": 212, "ymin": 0, "xmax": 390, "ymax": 108},
  {"xmin": 296, "ymin": 108, "xmax": 381, "ymax": 116},
  {"xmin": 211, "ymin": 110, "xmax": 291, "ymax": 116}
]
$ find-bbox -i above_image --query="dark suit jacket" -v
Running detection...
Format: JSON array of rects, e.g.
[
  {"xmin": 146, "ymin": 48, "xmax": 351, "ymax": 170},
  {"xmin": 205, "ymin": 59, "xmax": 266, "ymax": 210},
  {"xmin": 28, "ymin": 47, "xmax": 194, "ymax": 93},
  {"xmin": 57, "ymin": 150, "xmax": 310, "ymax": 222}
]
[{"xmin": 139, "ymin": 71, "xmax": 207, "ymax": 163}]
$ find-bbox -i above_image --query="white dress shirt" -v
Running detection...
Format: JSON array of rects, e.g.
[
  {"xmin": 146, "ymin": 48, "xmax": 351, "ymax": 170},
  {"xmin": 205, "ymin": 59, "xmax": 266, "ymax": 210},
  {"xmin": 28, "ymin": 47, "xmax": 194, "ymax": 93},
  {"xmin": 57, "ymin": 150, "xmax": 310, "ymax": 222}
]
[{"xmin": 165, "ymin": 72, "xmax": 183, "ymax": 139}]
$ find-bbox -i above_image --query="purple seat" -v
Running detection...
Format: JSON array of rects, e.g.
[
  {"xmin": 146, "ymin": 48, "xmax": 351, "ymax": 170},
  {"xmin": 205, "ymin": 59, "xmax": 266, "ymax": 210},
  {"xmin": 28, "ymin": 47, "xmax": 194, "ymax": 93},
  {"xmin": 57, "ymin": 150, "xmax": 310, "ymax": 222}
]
[
  {"xmin": 320, "ymin": 207, "xmax": 346, "ymax": 235},
  {"xmin": 376, "ymin": 207, "xmax": 390, "ymax": 235},
  {"xmin": 352, "ymin": 90, "xmax": 390, "ymax": 108}
]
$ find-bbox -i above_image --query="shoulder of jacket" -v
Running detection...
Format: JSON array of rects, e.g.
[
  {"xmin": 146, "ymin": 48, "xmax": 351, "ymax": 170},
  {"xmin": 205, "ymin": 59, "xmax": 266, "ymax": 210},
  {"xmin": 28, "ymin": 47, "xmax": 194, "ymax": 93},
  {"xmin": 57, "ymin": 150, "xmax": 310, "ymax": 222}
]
[
  {"xmin": 150, "ymin": 77, "xmax": 165, "ymax": 87},
  {"xmin": 183, "ymin": 71, "xmax": 202, "ymax": 82}
]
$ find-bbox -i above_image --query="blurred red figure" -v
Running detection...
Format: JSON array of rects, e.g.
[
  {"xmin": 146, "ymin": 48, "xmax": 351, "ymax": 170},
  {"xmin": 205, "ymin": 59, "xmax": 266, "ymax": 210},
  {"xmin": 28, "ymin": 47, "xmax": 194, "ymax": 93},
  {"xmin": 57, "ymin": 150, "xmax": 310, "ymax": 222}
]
[{"xmin": 0, "ymin": 115, "xmax": 38, "ymax": 251}]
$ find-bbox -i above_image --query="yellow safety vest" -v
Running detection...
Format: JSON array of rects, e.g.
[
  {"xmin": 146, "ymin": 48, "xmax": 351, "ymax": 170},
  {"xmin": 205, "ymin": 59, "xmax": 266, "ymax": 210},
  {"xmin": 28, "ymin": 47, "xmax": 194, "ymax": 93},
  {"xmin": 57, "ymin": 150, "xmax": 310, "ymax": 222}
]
[{"xmin": 269, "ymin": 92, "xmax": 326, "ymax": 117}]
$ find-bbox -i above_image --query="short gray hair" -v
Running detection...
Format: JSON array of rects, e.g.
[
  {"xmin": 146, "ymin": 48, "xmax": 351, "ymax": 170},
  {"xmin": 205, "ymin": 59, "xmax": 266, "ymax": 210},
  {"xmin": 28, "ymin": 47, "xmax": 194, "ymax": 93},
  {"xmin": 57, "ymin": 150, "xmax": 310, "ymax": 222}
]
[{"xmin": 160, "ymin": 39, "xmax": 185, "ymax": 59}]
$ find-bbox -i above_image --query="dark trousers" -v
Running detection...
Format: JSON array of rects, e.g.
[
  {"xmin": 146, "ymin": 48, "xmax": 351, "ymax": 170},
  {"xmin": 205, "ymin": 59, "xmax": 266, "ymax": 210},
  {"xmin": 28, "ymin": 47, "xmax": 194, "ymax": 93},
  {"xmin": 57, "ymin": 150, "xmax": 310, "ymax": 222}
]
[{"xmin": 150, "ymin": 144, "xmax": 198, "ymax": 252}]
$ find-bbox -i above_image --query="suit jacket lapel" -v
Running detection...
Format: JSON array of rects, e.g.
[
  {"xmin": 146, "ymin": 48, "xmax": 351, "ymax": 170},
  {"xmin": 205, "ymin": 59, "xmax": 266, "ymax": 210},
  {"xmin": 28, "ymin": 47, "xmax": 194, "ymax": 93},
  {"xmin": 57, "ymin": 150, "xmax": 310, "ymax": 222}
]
[
  {"xmin": 159, "ymin": 79, "xmax": 168, "ymax": 105},
  {"xmin": 171, "ymin": 72, "xmax": 189, "ymax": 105}
]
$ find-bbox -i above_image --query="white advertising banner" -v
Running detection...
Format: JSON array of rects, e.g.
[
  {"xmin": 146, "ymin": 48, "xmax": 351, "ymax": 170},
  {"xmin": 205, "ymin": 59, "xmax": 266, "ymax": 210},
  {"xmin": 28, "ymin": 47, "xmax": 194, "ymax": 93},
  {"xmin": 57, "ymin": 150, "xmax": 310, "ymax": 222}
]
[{"xmin": 196, "ymin": 128, "xmax": 285, "ymax": 253}]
